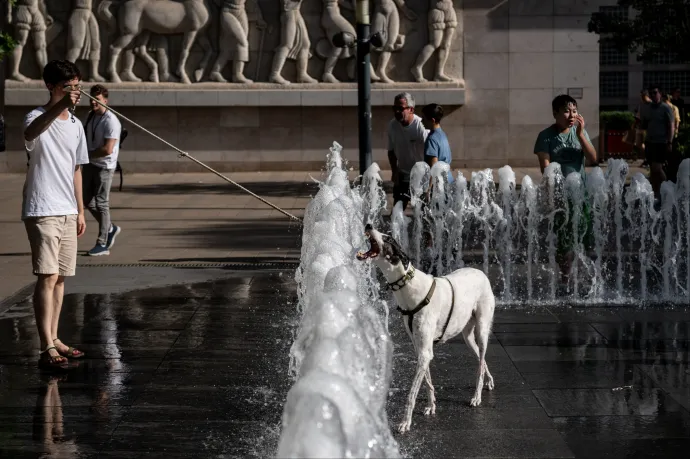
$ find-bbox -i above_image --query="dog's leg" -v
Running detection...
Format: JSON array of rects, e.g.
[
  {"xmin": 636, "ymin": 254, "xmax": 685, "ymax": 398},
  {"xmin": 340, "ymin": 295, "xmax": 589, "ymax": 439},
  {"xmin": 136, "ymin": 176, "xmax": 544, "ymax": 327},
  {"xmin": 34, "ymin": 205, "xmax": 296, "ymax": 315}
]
[
  {"xmin": 411, "ymin": 333, "xmax": 437, "ymax": 416},
  {"xmin": 462, "ymin": 325, "xmax": 494, "ymax": 391},
  {"xmin": 399, "ymin": 344, "xmax": 432, "ymax": 433},
  {"xmin": 470, "ymin": 319, "xmax": 490, "ymax": 407},
  {"xmin": 423, "ymin": 369, "xmax": 436, "ymax": 415}
]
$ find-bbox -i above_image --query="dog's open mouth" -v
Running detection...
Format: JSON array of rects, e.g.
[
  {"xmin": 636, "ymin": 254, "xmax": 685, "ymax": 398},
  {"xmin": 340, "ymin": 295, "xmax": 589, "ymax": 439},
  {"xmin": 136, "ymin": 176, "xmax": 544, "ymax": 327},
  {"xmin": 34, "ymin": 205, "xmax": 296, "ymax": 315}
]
[{"xmin": 356, "ymin": 230, "xmax": 381, "ymax": 260}]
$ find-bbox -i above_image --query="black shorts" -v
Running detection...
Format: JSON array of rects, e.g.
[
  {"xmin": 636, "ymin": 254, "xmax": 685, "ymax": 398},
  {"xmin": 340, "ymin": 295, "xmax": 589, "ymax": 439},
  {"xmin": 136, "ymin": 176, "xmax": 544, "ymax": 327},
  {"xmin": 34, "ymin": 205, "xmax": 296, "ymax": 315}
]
[{"xmin": 645, "ymin": 142, "xmax": 670, "ymax": 164}]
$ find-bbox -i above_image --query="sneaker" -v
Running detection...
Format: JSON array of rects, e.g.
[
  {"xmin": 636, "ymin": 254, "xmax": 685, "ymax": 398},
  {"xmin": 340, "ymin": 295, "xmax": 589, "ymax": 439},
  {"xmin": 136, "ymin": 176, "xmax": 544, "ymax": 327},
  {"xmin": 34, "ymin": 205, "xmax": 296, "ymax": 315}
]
[
  {"xmin": 87, "ymin": 244, "xmax": 110, "ymax": 256},
  {"xmin": 106, "ymin": 224, "xmax": 121, "ymax": 249}
]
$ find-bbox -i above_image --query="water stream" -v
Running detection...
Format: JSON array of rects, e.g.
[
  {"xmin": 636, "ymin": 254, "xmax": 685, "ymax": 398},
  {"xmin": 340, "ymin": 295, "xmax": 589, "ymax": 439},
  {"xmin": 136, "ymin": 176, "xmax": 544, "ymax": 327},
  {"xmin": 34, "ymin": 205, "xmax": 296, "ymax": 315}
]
[{"xmin": 278, "ymin": 149, "xmax": 690, "ymax": 458}]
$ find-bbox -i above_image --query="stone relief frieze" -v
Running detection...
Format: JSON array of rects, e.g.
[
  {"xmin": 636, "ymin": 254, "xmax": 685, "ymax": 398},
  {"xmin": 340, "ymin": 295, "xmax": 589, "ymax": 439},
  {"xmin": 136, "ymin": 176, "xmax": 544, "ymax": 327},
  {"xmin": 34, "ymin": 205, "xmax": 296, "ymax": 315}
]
[{"xmin": 5, "ymin": 0, "xmax": 464, "ymax": 86}]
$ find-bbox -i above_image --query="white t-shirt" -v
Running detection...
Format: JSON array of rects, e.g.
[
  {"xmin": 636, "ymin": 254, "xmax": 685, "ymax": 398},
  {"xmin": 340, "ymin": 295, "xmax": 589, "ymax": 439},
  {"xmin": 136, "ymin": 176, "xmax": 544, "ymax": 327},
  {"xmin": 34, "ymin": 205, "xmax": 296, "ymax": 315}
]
[
  {"xmin": 387, "ymin": 114, "xmax": 429, "ymax": 175},
  {"xmin": 84, "ymin": 110, "xmax": 121, "ymax": 169},
  {"xmin": 22, "ymin": 107, "xmax": 90, "ymax": 219}
]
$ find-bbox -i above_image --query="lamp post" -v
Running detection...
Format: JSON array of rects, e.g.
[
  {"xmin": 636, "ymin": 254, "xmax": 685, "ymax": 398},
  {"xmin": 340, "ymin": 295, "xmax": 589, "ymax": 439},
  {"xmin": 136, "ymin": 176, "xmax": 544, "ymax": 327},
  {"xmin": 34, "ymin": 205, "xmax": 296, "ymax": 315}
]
[{"xmin": 332, "ymin": 0, "xmax": 383, "ymax": 177}]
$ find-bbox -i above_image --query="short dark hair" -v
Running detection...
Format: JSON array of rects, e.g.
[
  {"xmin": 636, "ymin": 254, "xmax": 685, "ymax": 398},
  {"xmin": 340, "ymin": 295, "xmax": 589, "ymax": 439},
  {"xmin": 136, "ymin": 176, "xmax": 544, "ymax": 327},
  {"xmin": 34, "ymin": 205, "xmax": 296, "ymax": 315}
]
[
  {"xmin": 640, "ymin": 89, "xmax": 649, "ymax": 97},
  {"xmin": 422, "ymin": 103, "xmax": 444, "ymax": 123},
  {"xmin": 42, "ymin": 60, "xmax": 81, "ymax": 87},
  {"xmin": 552, "ymin": 94, "xmax": 577, "ymax": 113},
  {"xmin": 90, "ymin": 84, "xmax": 109, "ymax": 98},
  {"xmin": 648, "ymin": 84, "xmax": 662, "ymax": 94}
]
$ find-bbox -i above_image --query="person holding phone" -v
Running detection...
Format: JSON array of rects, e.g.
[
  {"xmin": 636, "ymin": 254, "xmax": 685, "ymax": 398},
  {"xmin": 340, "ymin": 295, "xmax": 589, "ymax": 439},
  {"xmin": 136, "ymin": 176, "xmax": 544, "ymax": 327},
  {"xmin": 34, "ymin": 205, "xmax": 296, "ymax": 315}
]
[{"xmin": 22, "ymin": 59, "xmax": 89, "ymax": 370}]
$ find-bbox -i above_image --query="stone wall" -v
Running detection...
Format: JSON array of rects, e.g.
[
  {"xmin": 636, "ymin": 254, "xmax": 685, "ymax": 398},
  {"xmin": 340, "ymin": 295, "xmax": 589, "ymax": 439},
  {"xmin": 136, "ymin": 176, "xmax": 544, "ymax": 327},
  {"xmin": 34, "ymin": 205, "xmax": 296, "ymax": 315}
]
[{"xmin": 1, "ymin": 0, "xmax": 604, "ymax": 173}]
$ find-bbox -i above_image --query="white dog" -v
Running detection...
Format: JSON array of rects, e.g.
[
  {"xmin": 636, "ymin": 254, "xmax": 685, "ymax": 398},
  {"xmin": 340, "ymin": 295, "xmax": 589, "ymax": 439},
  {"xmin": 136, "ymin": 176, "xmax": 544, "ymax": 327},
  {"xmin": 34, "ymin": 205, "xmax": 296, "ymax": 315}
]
[{"xmin": 357, "ymin": 224, "xmax": 496, "ymax": 433}]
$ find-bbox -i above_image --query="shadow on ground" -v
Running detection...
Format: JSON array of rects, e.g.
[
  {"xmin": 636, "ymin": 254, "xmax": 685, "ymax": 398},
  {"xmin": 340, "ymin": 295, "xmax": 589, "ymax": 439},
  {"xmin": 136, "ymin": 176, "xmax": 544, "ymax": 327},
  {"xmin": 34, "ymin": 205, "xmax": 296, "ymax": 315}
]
[{"xmin": 119, "ymin": 181, "xmax": 321, "ymax": 198}]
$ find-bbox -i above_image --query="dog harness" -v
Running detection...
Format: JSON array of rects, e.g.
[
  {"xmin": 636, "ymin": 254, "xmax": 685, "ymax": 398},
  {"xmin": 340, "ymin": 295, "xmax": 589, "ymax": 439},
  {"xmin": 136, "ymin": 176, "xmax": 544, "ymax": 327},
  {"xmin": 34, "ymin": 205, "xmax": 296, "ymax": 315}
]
[{"xmin": 395, "ymin": 276, "xmax": 456, "ymax": 345}]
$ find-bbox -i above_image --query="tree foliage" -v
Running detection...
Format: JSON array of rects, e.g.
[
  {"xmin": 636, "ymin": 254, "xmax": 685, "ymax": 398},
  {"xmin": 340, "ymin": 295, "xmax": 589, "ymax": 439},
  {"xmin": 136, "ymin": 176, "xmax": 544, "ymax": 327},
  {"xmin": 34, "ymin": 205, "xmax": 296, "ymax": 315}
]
[{"xmin": 588, "ymin": 0, "xmax": 690, "ymax": 63}]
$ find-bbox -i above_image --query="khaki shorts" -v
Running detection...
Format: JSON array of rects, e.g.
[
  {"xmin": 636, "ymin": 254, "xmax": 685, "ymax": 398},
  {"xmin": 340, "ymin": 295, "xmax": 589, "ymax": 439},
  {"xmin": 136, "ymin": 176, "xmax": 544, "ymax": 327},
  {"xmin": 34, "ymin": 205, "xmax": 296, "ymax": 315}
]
[{"xmin": 24, "ymin": 215, "xmax": 78, "ymax": 277}]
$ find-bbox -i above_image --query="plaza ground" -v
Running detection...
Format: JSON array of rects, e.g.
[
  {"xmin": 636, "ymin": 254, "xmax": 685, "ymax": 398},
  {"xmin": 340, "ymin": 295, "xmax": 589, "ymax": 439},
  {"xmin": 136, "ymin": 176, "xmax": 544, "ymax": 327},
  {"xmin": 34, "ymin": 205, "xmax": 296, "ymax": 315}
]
[{"xmin": 2, "ymin": 167, "xmax": 689, "ymax": 458}]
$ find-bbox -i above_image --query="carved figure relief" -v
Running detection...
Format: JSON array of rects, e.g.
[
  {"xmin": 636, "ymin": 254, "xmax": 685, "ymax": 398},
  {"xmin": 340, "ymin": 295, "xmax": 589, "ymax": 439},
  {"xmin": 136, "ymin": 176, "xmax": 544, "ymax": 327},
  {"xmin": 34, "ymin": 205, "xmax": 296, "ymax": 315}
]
[
  {"xmin": 3, "ymin": 0, "xmax": 464, "ymax": 85},
  {"xmin": 115, "ymin": 34, "xmax": 172, "ymax": 83},
  {"xmin": 371, "ymin": 0, "xmax": 417, "ymax": 83},
  {"xmin": 97, "ymin": 0, "xmax": 214, "ymax": 84},
  {"xmin": 269, "ymin": 0, "xmax": 317, "ymax": 85},
  {"xmin": 146, "ymin": 35, "xmax": 174, "ymax": 83},
  {"xmin": 208, "ymin": 0, "xmax": 267, "ymax": 84},
  {"xmin": 412, "ymin": 0, "xmax": 457, "ymax": 82},
  {"xmin": 7, "ymin": 0, "xmax": 55, "ymax": 82},
  {"xmin": 66, "ymin": 0, "xmax": 105, "ymax": 82},
  {"xmin": 317, "ymin": 0, "xmax": 357, "ymax": 83}
]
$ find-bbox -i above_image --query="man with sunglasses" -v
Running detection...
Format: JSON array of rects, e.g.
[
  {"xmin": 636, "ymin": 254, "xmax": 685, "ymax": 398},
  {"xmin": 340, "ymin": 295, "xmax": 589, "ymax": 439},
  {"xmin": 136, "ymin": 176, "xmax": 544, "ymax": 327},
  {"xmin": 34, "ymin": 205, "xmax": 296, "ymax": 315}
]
[
  {"xmin": 639, "ymin": 85, "xmax": 675, "ymax": 202},
  {"xmin": 22, "ymin": 59, "xmax": 89, "ymax": 370},
  {"xmin": 387, "ymin": 92, "xmax": 428, "ymax": 210}
]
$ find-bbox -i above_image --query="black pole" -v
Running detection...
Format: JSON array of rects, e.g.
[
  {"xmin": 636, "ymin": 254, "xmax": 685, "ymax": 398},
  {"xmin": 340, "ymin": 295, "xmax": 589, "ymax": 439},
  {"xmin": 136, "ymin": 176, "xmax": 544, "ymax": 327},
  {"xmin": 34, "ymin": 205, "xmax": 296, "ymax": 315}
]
[
  {"xmin": 356, "ymin": 0, "xmax": 372, "ymax": 177},
  {"xmin": 0, "ymin": 0, "xmax": 7, "ymax": 153}
]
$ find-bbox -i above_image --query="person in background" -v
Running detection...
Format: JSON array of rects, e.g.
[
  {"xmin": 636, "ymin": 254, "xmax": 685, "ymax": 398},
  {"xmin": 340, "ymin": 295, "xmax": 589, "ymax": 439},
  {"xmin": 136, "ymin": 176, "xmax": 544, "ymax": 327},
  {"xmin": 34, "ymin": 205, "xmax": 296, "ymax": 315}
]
[
  {"xmin": 664, "ymin": 92, "xmax": 682, "ymax": 183},
  {"xmin": 422, "ymin": 103, "xmax": 453, "ymax": 184},
  {"xmin": 22, "ymin": 59, "xmax": 89, "ymax": 370},
  {"xmin": 639, "ymin": 85, "xmax": 675, "ymax": 202},
  {"xmin": 671, "ymin": 87, "xmax": 685, "ymax": 124},
  {"xmin": 387, "ymin": 92, "xmax": 428, "ymax": 211},
  {"xmin": 633, "ymin": 89, "xmax": 652, "ymax": 167},
  {"xmin": 83, "ymin": 84, "xmax": 122, "ymax": 256},
  {"xmin": 534, "ymin": 94, "xmax": 597, "ymax": 286}
]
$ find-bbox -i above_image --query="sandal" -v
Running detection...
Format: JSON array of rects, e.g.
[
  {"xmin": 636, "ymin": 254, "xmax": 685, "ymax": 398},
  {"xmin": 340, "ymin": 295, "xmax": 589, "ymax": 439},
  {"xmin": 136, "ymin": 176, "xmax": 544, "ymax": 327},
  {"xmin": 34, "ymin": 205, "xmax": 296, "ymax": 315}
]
[
  {"xmin": 38, "ymin": 347, "xmax": 69, "ymax": 371},
  {"xmin": 53, "ymin": 339, "xmax": 85, "ymax": 359}
]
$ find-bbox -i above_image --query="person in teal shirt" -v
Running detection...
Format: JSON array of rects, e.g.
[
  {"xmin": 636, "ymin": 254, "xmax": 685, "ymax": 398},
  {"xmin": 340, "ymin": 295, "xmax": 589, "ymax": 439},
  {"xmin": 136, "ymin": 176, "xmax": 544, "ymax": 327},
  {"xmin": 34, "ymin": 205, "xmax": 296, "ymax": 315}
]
[{"xmin": 534, "ymin": 95, "xmax": 598, "ymax": 286}]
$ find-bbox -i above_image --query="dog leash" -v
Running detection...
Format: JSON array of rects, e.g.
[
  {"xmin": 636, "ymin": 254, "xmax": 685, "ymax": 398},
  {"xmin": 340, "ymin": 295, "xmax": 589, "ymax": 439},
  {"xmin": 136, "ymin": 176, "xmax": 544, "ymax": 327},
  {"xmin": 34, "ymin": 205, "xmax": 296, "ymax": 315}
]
[{"xmin": 396, "ymin": 277, "xmax": 455, "ymax": 344}]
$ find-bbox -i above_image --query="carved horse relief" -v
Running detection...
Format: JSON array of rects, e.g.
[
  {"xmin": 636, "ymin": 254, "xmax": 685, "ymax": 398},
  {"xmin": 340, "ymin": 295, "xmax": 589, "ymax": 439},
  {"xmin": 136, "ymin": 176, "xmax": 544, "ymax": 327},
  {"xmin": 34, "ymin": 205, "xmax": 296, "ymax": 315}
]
[{"xmin": 97, "ymin": 0, "xmax": 215, "ymax": 84}]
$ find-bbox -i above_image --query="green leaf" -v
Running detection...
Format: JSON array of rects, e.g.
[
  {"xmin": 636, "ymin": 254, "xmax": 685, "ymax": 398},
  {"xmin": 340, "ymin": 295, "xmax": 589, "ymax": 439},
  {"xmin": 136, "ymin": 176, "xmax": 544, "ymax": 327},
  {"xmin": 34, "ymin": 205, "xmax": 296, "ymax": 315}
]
[{"xmin": 589, "ymin": 0, "xmax": 690, "ymax": 63}]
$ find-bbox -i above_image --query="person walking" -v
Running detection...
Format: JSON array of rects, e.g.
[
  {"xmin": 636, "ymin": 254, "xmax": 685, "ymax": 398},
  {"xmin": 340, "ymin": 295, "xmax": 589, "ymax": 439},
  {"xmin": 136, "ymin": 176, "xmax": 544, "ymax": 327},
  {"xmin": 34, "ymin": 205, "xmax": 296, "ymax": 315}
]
[
  {"xmin": 83, "ymin": 84, "xmax": 122, "ymax": 256},
  {"xmin": 639, "ymin": 85, "xmax": 675, "ymax": 202},
  {"xmin": 22, "ymin": 59, "xmax": 89, "ymax": 370}
]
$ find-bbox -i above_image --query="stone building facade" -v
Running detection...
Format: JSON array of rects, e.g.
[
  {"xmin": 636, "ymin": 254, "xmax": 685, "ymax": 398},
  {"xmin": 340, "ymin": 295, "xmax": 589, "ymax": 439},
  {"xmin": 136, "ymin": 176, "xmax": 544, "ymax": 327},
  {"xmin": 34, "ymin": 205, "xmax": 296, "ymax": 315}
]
[{"xmin": 1, "ymin": 0, "xmax": 609, "ymax": 173}]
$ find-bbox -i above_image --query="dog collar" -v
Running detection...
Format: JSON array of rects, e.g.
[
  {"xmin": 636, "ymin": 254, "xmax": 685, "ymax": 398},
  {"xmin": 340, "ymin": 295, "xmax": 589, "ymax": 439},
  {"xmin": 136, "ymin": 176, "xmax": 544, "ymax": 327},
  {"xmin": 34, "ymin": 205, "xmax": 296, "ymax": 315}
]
[{"xmin": 388, "ymin": 265, "xmax": 415, "ymax": 291}]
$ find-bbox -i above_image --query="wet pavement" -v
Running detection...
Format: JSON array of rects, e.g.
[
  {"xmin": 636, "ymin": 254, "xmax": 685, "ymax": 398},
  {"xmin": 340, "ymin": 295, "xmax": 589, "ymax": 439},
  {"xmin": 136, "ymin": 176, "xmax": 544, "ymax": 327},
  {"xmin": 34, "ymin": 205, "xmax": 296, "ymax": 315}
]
[
  {"xmin": 389, "ymin": 305, "xmax": 690, "ymax": 458},
  {"xmin": 1, "ymin": 270, "xmax": 690, "ymax": 458},
  {"xmin": 0, "ymin": 270, "xmax": 296, "ymax": 458}
]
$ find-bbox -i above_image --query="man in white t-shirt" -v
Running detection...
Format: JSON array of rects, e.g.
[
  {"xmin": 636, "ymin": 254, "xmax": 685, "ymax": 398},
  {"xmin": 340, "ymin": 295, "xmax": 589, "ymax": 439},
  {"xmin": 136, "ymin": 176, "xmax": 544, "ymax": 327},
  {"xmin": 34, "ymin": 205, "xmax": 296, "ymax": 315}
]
[
  {"xmin": 82, "ymin": 84, "xmax": 122, "ymax": 256},
  {"xmin": 387, "ymin": 92, "xmax": 429, "ymax": 210},
  {"xmin": 22, "ymin": 59, "xmax": 90, "ymax": 370}
]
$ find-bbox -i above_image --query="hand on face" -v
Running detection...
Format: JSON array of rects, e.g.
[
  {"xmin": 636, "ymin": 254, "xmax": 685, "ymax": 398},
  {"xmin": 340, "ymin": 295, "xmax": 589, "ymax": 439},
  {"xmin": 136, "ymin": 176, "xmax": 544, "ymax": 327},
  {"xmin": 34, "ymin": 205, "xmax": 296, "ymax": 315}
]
[{"xmin": 575, "ymin": 114, "xmax": 585, "ymax": 136}]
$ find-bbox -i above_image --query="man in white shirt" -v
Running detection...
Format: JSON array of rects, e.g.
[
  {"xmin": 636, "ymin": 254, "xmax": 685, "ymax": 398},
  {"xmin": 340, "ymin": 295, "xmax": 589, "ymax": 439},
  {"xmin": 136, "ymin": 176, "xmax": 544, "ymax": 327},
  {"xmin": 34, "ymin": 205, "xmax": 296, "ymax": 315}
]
[
  {"xmin": 82, "ymin": 84, "xmax": 122, "ymax": 256},
  {"xmin": 387, "ymin": 92, "xmax": 428, "ymax": 210},
  {"xmin": 22, "ymin": 59, "xmax": 89, "ymax": 370}
]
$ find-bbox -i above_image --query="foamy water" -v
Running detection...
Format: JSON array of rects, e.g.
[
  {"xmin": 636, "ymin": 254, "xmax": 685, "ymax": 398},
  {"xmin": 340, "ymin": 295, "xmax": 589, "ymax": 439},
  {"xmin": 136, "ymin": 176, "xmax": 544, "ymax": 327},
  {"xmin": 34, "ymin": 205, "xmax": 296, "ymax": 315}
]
[
  {"xmin": 393, "ymin": 158, "xmax": 690, "ymax": 306},
  {"xmin": 278, "ymin": 143, "xmax": 400, "ymax": 458},
  {"xmin": 278, "ymin": 153, "xmax": 690, "ymax": 457}
]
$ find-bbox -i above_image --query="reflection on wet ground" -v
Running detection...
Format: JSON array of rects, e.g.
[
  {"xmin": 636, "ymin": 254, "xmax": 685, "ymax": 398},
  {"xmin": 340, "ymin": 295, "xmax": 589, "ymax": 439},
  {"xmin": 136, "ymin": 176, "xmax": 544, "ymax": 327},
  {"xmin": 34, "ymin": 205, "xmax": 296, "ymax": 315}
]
[
  {"xmin": 1, "ymin": 272, "xmax": 689, "ymax": 458},
  {"xmin": 0, "ymin": 272, "xmax": 295, "ymax": 458}
]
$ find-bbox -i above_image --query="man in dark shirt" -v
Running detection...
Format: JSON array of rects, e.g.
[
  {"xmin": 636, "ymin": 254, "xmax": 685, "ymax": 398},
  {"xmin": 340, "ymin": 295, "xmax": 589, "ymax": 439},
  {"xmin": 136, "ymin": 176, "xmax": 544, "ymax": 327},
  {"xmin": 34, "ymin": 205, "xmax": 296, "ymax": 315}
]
[{"xmin": 639, "ymin": 86, "xmax": 675, "ymax": 200}]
